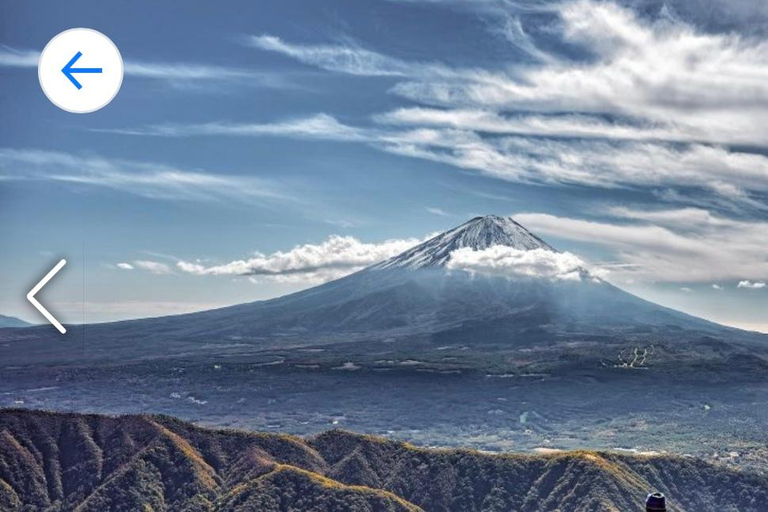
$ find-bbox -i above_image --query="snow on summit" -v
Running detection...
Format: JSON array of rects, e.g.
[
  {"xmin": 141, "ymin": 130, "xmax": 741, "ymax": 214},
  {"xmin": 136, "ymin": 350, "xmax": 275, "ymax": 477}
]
[{"xmin": 373, "ymin": 215, "xmax": 555, "ymax": 270}]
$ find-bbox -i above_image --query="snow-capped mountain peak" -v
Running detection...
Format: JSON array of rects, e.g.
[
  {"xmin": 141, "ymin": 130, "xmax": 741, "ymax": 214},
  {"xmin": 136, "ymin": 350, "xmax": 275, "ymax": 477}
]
[{"xmin": 372, "ymin": 215, "xmax": 554, "ymax": 270}]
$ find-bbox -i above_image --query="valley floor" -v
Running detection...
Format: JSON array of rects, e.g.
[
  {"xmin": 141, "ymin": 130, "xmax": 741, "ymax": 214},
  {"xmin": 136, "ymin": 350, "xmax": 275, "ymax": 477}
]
[{"xmin": 3, "ymin": 355, "xmax": 768, "ymax": 474}]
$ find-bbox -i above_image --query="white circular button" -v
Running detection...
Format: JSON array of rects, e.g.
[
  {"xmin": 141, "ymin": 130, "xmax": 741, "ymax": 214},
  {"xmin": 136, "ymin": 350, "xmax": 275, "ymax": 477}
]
[{"xmin": 38, "ymin": 28, "xmax": 123, "ymax": 114}]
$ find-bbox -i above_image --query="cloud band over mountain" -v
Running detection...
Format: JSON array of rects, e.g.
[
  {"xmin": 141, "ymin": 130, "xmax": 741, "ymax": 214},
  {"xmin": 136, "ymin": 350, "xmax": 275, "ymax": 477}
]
[{"xmin": 175, "ymin": 235, "xmax": 424, "ymax": 283}]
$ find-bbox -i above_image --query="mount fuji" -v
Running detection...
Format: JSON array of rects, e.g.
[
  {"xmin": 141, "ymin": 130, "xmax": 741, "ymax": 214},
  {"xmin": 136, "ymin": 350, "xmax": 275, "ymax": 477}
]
[
  {"xmin": 1, "ymin": 216, "xmax": 764, "ymax": 371},
  {"xmin": 3, "ymin": 215, "xmax": 768, "ymax": 462}
]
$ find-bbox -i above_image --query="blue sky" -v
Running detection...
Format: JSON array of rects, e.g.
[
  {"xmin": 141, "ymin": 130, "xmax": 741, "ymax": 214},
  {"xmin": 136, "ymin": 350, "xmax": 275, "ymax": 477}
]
[{"xmin": 1, "ymin": 0, "xmax": 767, "ymax": 332}]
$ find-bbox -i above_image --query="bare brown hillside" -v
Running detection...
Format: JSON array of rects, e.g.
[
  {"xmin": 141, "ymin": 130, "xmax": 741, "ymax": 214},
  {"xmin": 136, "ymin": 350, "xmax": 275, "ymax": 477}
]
[{"xmin": 0, "ymin": 409, "xmax": 765, "ymax": 511}]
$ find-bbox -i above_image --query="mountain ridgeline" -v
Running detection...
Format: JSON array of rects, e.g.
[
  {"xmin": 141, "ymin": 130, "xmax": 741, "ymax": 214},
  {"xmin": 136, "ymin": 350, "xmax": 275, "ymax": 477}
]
[
  {"xmin": 0, "ymin": 315, "xmax": 31, "ymax": 329},
  {"xmin": 2, "ymin": 215, "xmax": 762, "ymax": 370},
  {"xmin": 0, "ymin": 409, "xmax": 766, "ymax": 512}
]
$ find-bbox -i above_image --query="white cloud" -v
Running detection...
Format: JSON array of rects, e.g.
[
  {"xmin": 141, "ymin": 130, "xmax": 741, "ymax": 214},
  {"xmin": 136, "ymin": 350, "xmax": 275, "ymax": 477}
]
[
  {"xmin": 104, "ymin": 1, "xmax": 768, "ymax": 208},
  {"xmin": 116, "ymin": 263, "xmax": 134, "ymax": 270},
  {"xmin": 123, "ymin": 61, "xmax": 254, "ymax": 81},
  {"xmin": 376, "ymin": 108, "xmax": 694, "ymax": 143},
  {"xmin": 0, "ymin": 148, "xmax": 286, "ymax": 203},
  {"xmin": 446, "ymin": 245, "xmax": 586, "ymax": 281},
  {"xmin": 392, "ymin": 1, "xmax": 768, "ymax": 122},
  {"xmin": 374, "ymin": 0, "xmax": 768, "ymax": 198},
  {"xmin": 603, "ymin": 206, "xmax": 735, "ymax": 229},
  {"xmin": 308, "ymin": 1, "xmax": 768, "ymax": 147},
  {"xmin": 52, "ymin": 1, "xmax": 768, "ymax": 210},
  {"xmin": 133, "ymin": 260, "xmax": 173, "ymax": 275},
  {"xmin": 99, "ymin": 114, "xmax": 368, "ymax": 141},
  {"xmin": 515, "ymin": 209, "xmax": 768, "ymax": 283},
  {"xmin": 110, "ymin": 113, "xmax": 768, "ymax": 207},
  {"xmin": 712, "ymin": 284, "xmax": 722, "ymax": 290},
  {"xmin": 177, "ymin": 234, "xmax": 423, "ymax": 283},
  {"xmin": 0, "ymin": 46, "xmax": 277, "ymax": 86},
  {"xmin": 425, "ymin": 206, "xmax": 451, "ymax": 217},
  {"xmin": 248, "ymin": 35, "xmax": 412, "ymax": 77},
  {"xmin": 738, "ymin": 281, "xmax": 766, "ymax": 289},
  {"xmin": 246, "ymin": 34, "xmax": 486, "ymax": 83},
  {"xmin": 380, "ymin": 132, "xmax": 768, "ymax": 205},
  {"xmin": 0, "ymin": 46, "xmax": 38, "ymax": 67},
  {"xmin": 376, "ymin": 106, "xmax": 768, "ymax": 149},
  {"xmin": 242, "ymin": 2, "xmax": 768, "ymax": 206}
]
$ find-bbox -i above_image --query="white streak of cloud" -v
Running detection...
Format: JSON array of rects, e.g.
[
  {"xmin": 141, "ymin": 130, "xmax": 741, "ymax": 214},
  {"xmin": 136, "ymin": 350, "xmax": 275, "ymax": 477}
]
[
  {"xmin": 112, "ymin": 112, "xmax": 768, "ymax": 207},
  {"xmin": 99, "ymin": 114, "xmax": 368, "ymax": 141},
  {"xmin": 133, "ymin": 260, "xmax": 173, "ymax": 275},
  {"xmin": 116, "ymin": 263, "xmax": 134, "ymax": 270},
  {"xmin": 425, "ymin": 206, "xmax": 451, "ymax": 217},
  {"xmin": 0, "ymin": 46, "xmax": 275, "ymax": 85},
  {"xmin": 0, "ymin": 46, "xmax": 38, "ymax": 67},
  {"xmin": 123, "ymin": 62, "xmax": 253, "ymax": 81},
  {"xmin": 376, "ymin": 107, "xmax": 733, "ymax": 145},
  {"xmin": 246, "ymin": 34, "xmax": 493, "ymax": 83},
  {"xmin": 0, "ymin": 148, "xmax": 286, "ymax": 203},
  {"xmin": 393, "ymin": 1, "xmax": 768, "ymax": 117},
  {"xmin": 379, "ymin": 0, "xmax": 768, "ymax": 164},
  {"xmin": 177, "ymin": 235, "xmax": 423, "ymax": 283},
  {"xmin": 248, "ymin": 35, "xmax": 411, "ymax": 77},
  {"xmin": 378, "ymin": 132, "xmax": 768, "ymax": 206}
]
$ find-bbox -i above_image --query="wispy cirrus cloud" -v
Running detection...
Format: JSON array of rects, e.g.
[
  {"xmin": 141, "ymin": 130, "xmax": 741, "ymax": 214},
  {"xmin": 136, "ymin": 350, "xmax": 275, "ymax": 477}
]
[
  {"xmin": 0, "ymin": 45, "xmax": 284, "ymax": 87},
  {"xmin": 176, "ymin": 234, "xmax": 423, "ymax": 283},
  {"xmin": 245, "ymin": 34, "xmax": 500, "ymax": 85},
  {"xmin": 247, "ymin": 35, "xmax": 412, "ymax": 77},
  {"xmin": 251, "ymin": 1, "xmax": 768, "ymax": 135},
  {"xmin": 238, "ymin": 1, "xmax": 768, "ymax": 209},
  {"xmin": 95, "ymin": 113, "xmax": 368, "ymax": 141},
  {"xmin": 379, "ymin": 131, "xmax": 768, "ymax": 210},
  {"xmin": 0, "ymin": 148, "xmax": 287, "ymax": 203},
  {"xmin": 515, "ymin": 208, "xmax": 768, "ymax": 284},
  {"xmin": 425, "ymin": 206, "xmax": 452, "ymax": 217},
  {"xmin": 0, "ymin": 46, "xmax": 38, "ymax": 67},
  {"xmin": 98, "ymin": 1, "xmax": 768, "ymax": 211},
  {"xmin": 102, "ymin": 112, "xmax": 768, "ymax": 211},
  {"xmin": 391, "ymin": 1, "xmax": 768, "ymax": 115},
  {"xmin": 375, "ymin": 108, "xmax": 752, "ymax": 146}
]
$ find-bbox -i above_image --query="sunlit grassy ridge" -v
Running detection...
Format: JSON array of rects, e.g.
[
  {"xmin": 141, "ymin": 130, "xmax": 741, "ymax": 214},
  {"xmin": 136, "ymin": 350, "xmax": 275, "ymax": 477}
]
[{"xmin": 1, "ymin": 409, "xmax": 767, "ymax": 511}]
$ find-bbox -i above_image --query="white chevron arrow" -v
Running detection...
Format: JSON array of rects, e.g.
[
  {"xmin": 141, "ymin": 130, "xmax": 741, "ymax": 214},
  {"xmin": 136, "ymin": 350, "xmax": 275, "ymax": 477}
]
[{"xmin": 27, "ymin": 259, "xmax": 67, "ymax": 334}]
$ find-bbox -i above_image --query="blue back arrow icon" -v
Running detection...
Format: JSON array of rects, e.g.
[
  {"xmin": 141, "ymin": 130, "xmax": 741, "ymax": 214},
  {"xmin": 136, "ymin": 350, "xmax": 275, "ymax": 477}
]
[{"xmin": 62, "ymin": 51, "xmax": 102, "ymax": 90}]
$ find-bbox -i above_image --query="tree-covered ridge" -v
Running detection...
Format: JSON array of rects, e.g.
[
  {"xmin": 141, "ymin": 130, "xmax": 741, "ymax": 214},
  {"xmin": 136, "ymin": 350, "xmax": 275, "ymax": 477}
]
[{"xmin": 0, "ymin": 409, "xmax": 765, "ymax": 511}]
